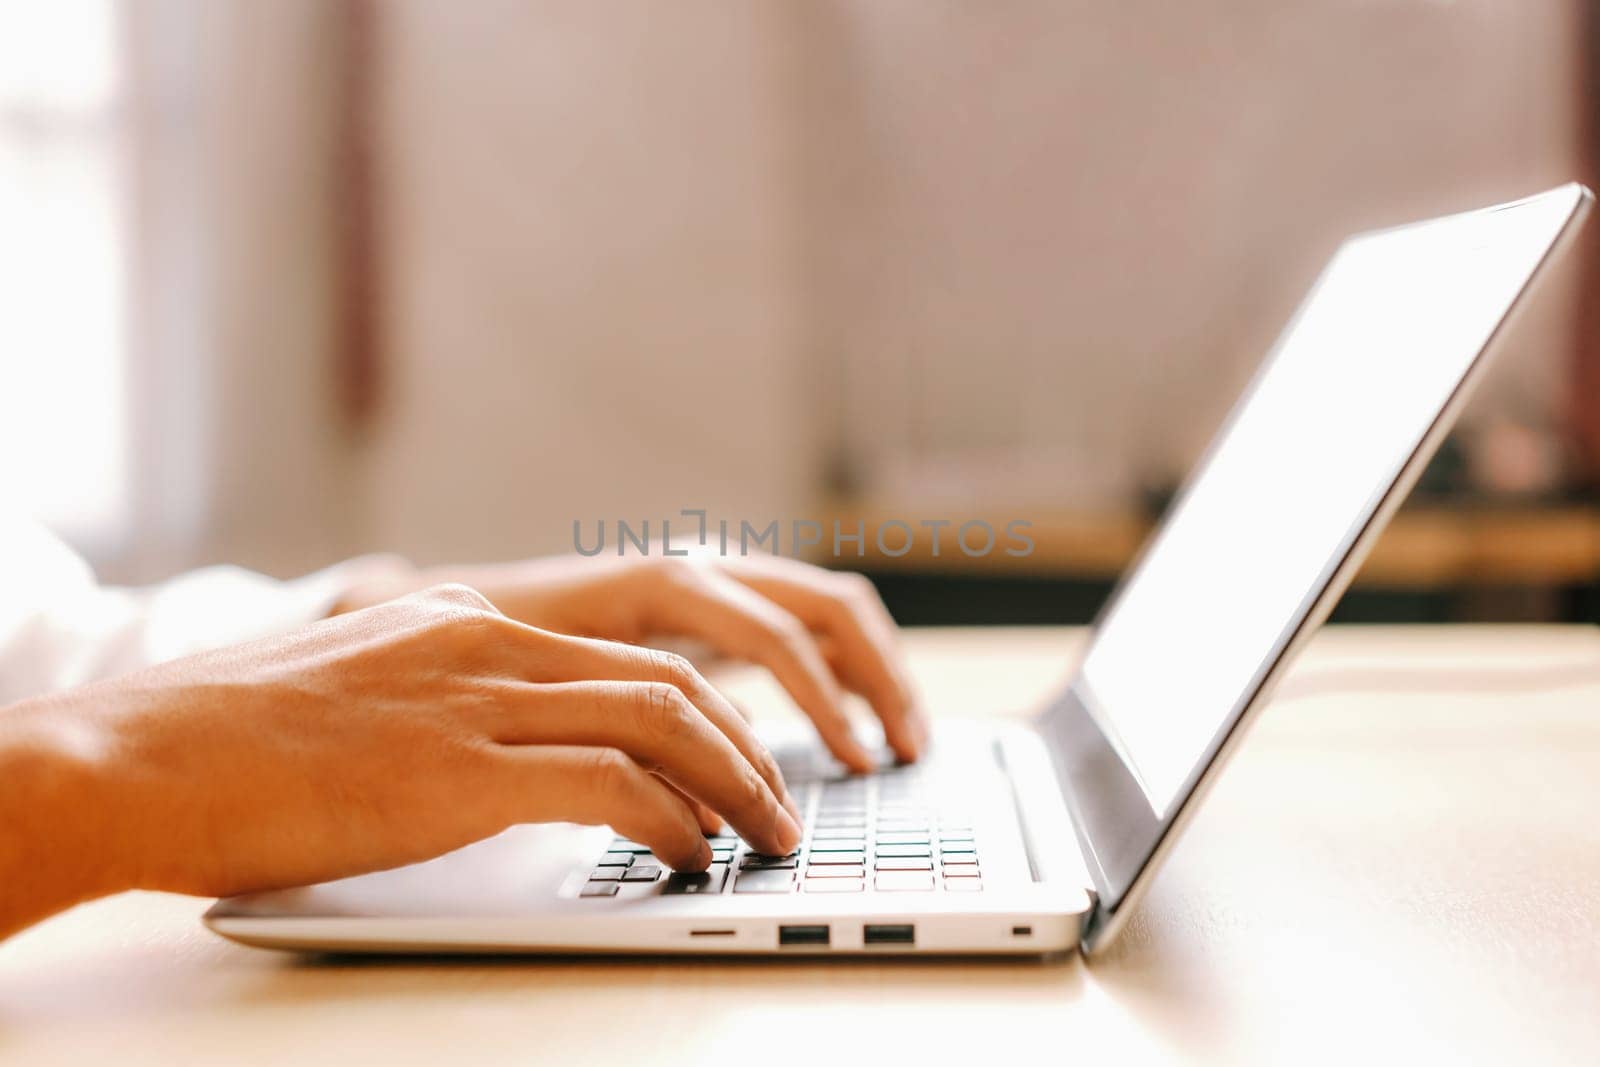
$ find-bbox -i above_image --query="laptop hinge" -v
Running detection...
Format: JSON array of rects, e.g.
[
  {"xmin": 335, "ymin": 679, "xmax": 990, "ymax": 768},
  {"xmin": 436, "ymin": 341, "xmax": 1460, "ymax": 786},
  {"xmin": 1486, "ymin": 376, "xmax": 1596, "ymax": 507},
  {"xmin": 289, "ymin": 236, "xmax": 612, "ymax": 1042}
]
[{"xmin": 993, "ymin": 727, "xmax": 1097, "ymax": 898}]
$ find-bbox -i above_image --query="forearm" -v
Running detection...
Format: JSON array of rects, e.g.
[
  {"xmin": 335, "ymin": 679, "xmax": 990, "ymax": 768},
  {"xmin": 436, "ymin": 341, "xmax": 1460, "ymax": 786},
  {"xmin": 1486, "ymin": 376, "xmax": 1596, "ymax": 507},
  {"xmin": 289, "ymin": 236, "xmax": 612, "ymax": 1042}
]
[{"xmin": 0, "ymin": 696, "xmax": 127, "ymax": 941}]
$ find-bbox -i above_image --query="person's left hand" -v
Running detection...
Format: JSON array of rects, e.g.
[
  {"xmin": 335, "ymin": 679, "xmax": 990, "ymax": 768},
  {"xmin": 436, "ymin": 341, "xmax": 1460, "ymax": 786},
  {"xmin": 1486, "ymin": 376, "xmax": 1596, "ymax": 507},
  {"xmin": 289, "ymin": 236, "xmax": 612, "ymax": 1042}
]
[{"xmin": 337, "ymin": 555, "xmax": 925, "ymax": 772}]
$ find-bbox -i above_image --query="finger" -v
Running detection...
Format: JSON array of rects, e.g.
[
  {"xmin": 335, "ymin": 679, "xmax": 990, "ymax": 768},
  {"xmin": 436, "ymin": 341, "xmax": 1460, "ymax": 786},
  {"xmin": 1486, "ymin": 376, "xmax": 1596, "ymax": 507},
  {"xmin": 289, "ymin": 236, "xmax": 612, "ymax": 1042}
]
[
  {"xmin": 662, "ymin": 776, "xmax": 724, "ymax": 836},
  {"xmin": 815, "ymin": 633, "xmax": 928, "ymax": 757},
  {"xmin": 492, "ymin": 745, "xmax": 711, "ymax": 870},
  {"xmin": 519, "ymin": 633, "xmax": 803, "ymax": 822},
  {"xmin": 726, "ymin": 564, "xmax": 926, "ymax": 760},
  {"xmin": 640, "ymin": 567, "xmax": 875, "ymax": 772},
  {"xmin": 480, "ymin": 680, "xmax": 799, "ymax": 855}
]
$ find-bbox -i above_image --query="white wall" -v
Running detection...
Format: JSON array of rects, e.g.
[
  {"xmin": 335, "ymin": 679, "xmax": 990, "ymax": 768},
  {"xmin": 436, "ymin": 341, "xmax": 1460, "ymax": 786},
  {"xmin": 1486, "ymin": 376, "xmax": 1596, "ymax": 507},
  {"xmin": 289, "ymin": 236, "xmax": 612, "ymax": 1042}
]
[
  {"xmin": 364, "ymin": 0, "xmax": 1586, "ymax": 569},
  {"xmin": 367, "ymin": 1, "xmax": 815, "ymax": 564},
  {"xmin": 120, "ymin": 0, "xmax": 358, "ymax": 580},
  {"xmin": 800, "ymin": 0, "xmax": 1585, "ymax": 507},
  {"xmin": 113, "ymin": 1, "xmax": 1589, "ymax": 577}
]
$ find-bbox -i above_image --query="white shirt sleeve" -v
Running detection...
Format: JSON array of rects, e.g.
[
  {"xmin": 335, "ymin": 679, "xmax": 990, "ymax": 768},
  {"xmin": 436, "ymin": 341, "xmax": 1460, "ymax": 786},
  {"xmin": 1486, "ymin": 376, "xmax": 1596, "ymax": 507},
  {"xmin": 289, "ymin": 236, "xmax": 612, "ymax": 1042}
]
[{"xmin": 0, "ymin": 513, "xmax": 394, "ymax": 706}]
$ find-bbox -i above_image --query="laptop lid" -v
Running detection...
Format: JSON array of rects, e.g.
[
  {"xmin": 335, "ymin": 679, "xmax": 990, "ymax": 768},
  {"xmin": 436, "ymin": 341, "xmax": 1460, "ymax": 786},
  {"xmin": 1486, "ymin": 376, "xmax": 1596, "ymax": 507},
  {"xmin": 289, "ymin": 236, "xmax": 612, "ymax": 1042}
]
[{"xmin": 1034, "ymin": 184, "xmax": 1592, "ymax": 955}]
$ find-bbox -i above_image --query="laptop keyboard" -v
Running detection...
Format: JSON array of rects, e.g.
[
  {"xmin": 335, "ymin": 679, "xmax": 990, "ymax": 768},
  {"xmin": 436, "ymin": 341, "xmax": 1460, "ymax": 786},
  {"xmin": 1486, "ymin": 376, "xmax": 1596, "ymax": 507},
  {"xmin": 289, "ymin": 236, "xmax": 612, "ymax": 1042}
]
[{"xmin": 578, "ymin": 760, "xmax": 982, "ymax": 897}]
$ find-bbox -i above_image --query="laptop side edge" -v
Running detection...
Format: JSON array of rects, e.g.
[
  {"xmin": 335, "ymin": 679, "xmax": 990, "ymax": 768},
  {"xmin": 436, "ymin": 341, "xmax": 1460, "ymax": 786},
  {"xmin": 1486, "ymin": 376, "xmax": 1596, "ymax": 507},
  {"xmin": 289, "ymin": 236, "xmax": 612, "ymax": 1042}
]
[{"xmin": 1030, "ymin": 184, "xmax": 1592, "ymax": 957}]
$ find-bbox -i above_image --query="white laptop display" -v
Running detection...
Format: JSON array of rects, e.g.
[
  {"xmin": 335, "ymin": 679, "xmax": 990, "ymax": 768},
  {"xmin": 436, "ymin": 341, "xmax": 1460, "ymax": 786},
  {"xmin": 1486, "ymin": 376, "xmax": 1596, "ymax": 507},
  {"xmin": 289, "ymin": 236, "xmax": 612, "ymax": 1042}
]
[{"xmin": 208, "ymin": 184, "xmax": 1591, "ymax": 957}]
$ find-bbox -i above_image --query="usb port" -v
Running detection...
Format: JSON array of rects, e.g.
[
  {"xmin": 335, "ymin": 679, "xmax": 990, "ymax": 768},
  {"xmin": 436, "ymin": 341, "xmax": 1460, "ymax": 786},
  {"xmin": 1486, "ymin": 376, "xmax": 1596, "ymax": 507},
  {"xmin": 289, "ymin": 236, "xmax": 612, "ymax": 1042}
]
[
  {"xmin": 863, "ymin": 923, "xmax": 915, "ymax": 945},
  {"xmin": 778, "ymin": 924, "xmax": 830, "ymax": 947}
]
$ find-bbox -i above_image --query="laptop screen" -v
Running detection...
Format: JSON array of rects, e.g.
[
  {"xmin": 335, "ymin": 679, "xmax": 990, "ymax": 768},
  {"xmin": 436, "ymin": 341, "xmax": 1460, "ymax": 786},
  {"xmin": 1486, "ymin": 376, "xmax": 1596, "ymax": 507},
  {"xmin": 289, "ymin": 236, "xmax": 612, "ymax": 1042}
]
[
  {"xmin": 1045, "ymin": 186, "xmax": 1587, "ymax": 948},
  {"xmin": 1073, "ymin": 194, "xmax": 1578, "ymax": 818}
]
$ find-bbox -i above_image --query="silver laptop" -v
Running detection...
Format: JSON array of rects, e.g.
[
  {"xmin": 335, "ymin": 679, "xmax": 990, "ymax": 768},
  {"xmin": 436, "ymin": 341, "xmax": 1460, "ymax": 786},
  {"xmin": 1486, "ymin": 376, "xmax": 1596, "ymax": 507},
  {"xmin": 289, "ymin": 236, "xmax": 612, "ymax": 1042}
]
[{"xmin": 207, "ymin": 184, "xmax": 1590, "ymax": 957}]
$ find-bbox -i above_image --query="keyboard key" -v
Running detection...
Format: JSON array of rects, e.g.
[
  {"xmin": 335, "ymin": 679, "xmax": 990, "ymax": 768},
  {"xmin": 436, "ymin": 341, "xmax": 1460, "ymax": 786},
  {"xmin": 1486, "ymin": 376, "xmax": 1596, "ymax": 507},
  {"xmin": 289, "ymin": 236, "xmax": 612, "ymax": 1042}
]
[
  {"xmin": 804, "ymin": 879, "xmax": 864, "ymax": 893},
  {"xmin": 805, "ymin": 864, "xmax": 866, "ymax": 879},
  {"xmin": 875, "ymin": 833, "xmax": 930, "ymax": 846},
  {"xmin": 941, "ymin": 855, "xmax": 979, "ymax": 867},
  {"xmin": 939, "ymin": 829, "xmax": 975, "ymax": 840},
  {"xmin": 597, "ymin": 852, "xmax": 634, "ymax": 867},
  {"xmin": 622, "ymin": 864, "xmax": 662, "ymax": 883},
  {"xmin": 710, "ymin": 849, "xmax": 735, "ymax": 864},
  {"xmin": 875, "ymin": 823, "xmax": 930, "ymax": 835},
  {"xmin": 588, "ymin": 867, "xmax": 624, "ymax": 882},
  {"xmin": 875, "ymin": 845, "xmax": 932, "ymax": 858},
  {"xmin": 580, "ymin": 882, "xmax": 620, "ymax": 897},
  {"xmin": 943, "ymin": 877, "xmax": 983, "ymax": 892},
  {"xmin": 740, "ymin": 856, "xmax": 798, "ymax": 870},
  {"xmin": 874, "ymin": 857, "xmax": 933, "ymax": 871},
  {"xmin": 807, "ymin": 851, "xmax": 865, "ymax": 865},
  {"xmin": 874, "ymin": 872, "xmax": 936, "ymax": 892},
  {"xmin": 734, "ymin": 869, "xmax": 796, "ymax": 894},
  {"xmin": 662, "ymin": 865, "xmax": 729, "ymax": 895},
  {"xmin": 812, "ymin": 828, "xmax": 867, "ymax": 840},
  {"xmin": 939, "ymin": 842, "xmax": 977, "ymax": 854}
]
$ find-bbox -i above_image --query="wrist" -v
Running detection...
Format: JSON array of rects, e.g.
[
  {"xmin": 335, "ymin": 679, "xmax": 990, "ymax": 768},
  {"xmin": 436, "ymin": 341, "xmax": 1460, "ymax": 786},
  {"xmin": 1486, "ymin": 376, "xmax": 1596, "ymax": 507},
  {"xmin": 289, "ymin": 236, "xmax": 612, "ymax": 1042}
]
[{"xmin": 0, "ymin": 694, "xmax": 130, "ymax": 939}]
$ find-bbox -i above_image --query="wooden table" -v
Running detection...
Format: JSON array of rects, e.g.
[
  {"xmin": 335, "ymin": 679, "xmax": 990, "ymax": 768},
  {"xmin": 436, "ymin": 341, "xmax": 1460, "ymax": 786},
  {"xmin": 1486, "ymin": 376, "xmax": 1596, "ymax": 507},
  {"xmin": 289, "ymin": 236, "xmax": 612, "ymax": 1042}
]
[{"xmin": 3, "ymin": 626, "xmax": 1599, "ymax": 1065}]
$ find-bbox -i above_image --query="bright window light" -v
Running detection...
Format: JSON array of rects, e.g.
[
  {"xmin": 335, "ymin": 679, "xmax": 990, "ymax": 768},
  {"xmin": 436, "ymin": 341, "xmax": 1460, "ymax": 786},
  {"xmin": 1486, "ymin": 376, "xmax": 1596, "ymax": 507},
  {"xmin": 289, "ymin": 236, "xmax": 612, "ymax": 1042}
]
[{"xmin": 0, "ymin": 0, "xmax": 125, "ymax": 545}]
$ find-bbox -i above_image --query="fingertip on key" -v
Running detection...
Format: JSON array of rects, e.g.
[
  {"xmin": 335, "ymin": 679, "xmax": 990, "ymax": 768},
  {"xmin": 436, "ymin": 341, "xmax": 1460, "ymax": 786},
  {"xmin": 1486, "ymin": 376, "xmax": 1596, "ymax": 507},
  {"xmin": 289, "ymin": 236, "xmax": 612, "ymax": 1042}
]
[
  {"xmin": 776, "ymin": 808, "xmax": 803, "ymax": 853},
  {"xmin": 910, "ymin": 706, "xmax": 932, "ymax": 752}
]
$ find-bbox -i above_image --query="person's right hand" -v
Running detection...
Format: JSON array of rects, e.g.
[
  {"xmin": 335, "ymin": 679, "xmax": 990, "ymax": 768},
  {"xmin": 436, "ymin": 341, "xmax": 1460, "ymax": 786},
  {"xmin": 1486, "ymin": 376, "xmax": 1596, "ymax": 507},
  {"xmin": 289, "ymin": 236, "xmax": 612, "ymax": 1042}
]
[{"xmin": 0, "ymin": 584, "xmax": 801, "ymax": 937}]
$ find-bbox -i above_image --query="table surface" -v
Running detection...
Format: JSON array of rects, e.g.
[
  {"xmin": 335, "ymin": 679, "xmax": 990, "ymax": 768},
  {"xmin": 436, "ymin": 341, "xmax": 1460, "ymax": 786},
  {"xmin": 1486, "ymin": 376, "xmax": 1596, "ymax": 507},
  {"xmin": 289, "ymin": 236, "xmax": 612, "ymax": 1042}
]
[{"xmin": 3, "ymin": 625, "xmax": 1599, "ymax": 1066}]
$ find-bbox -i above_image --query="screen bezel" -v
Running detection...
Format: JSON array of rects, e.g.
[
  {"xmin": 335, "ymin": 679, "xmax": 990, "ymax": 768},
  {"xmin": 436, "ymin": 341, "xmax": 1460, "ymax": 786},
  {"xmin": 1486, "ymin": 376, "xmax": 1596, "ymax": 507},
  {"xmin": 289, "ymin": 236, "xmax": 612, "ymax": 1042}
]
[{"xmin": 1031, "ymin": 185, "xmax": 1592, "ymax": 956}]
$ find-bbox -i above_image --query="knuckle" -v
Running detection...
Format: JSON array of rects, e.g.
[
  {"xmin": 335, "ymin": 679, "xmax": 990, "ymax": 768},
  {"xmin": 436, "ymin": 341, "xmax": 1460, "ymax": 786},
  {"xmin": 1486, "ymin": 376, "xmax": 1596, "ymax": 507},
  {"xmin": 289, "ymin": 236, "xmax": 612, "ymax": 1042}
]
[
  {"xmin": 737, "ymin": 762, "xmax": 768, "ymax": 810},
  {"xmin": 585, "ymin": 746, "xmax": 635, "ymax": 796},
  {"xmin": 646, "ymin": 649, "xmax": 699, "ymax": 689},
  {"xmin": 754, "ymin": 748, "xmax": 785, "ymax": 791},
  {"xmin": 639, "ymin": 682, "xmax": 697, "ymax": 744},
  {"xmin": 423, "ymin": 582, "xmax": 497, "ymax": 613},
  {"xmin": 768, "ymin": 616, "xmax": 812, "ymax": 658},
  {"xmin": 414, "ymin": 588, "xmax": 505, "ymax": 641},
  {"xmin": 835, "ymin": 572, "xmax": 885, "ymax": 615},
  {"xmin": 438, "ymin": 607, "xmax": 513, "ymax": 651},
  {"xmin": 646, "ymin": 555, "xmax": 700, "ymax": 591},
  {"xmin": 835, "ymin": 570, "xmax": 877, "ymax": 598}
]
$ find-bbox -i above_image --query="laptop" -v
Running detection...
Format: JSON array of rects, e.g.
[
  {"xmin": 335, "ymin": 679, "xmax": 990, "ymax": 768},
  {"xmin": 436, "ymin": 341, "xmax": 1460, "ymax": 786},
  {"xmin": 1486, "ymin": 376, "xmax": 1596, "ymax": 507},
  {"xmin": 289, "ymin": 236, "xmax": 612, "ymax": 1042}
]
[{"xmin": 206, "ymin": 183, "xmax": 1591, "ymax": 957}]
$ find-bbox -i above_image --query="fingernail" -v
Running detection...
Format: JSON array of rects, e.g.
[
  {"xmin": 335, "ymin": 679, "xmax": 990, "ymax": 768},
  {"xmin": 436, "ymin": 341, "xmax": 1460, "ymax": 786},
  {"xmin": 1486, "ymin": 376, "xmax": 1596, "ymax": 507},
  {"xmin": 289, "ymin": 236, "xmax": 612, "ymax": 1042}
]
[
  {"xmin": 775, "ymin": 808, "xmax": 803, "ymax": 852},
  {"xmin": 694, "ymin": 839, "xmax": 714, "ymax": 870}
]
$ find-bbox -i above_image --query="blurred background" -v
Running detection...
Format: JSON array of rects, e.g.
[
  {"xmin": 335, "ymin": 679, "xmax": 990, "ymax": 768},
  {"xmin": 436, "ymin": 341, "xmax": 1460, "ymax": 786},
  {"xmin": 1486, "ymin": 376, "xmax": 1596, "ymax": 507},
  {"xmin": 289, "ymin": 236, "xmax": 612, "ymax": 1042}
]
[{"xmin": 4, "ymin": 0, "xmax": 1600, "ymax": 625}]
